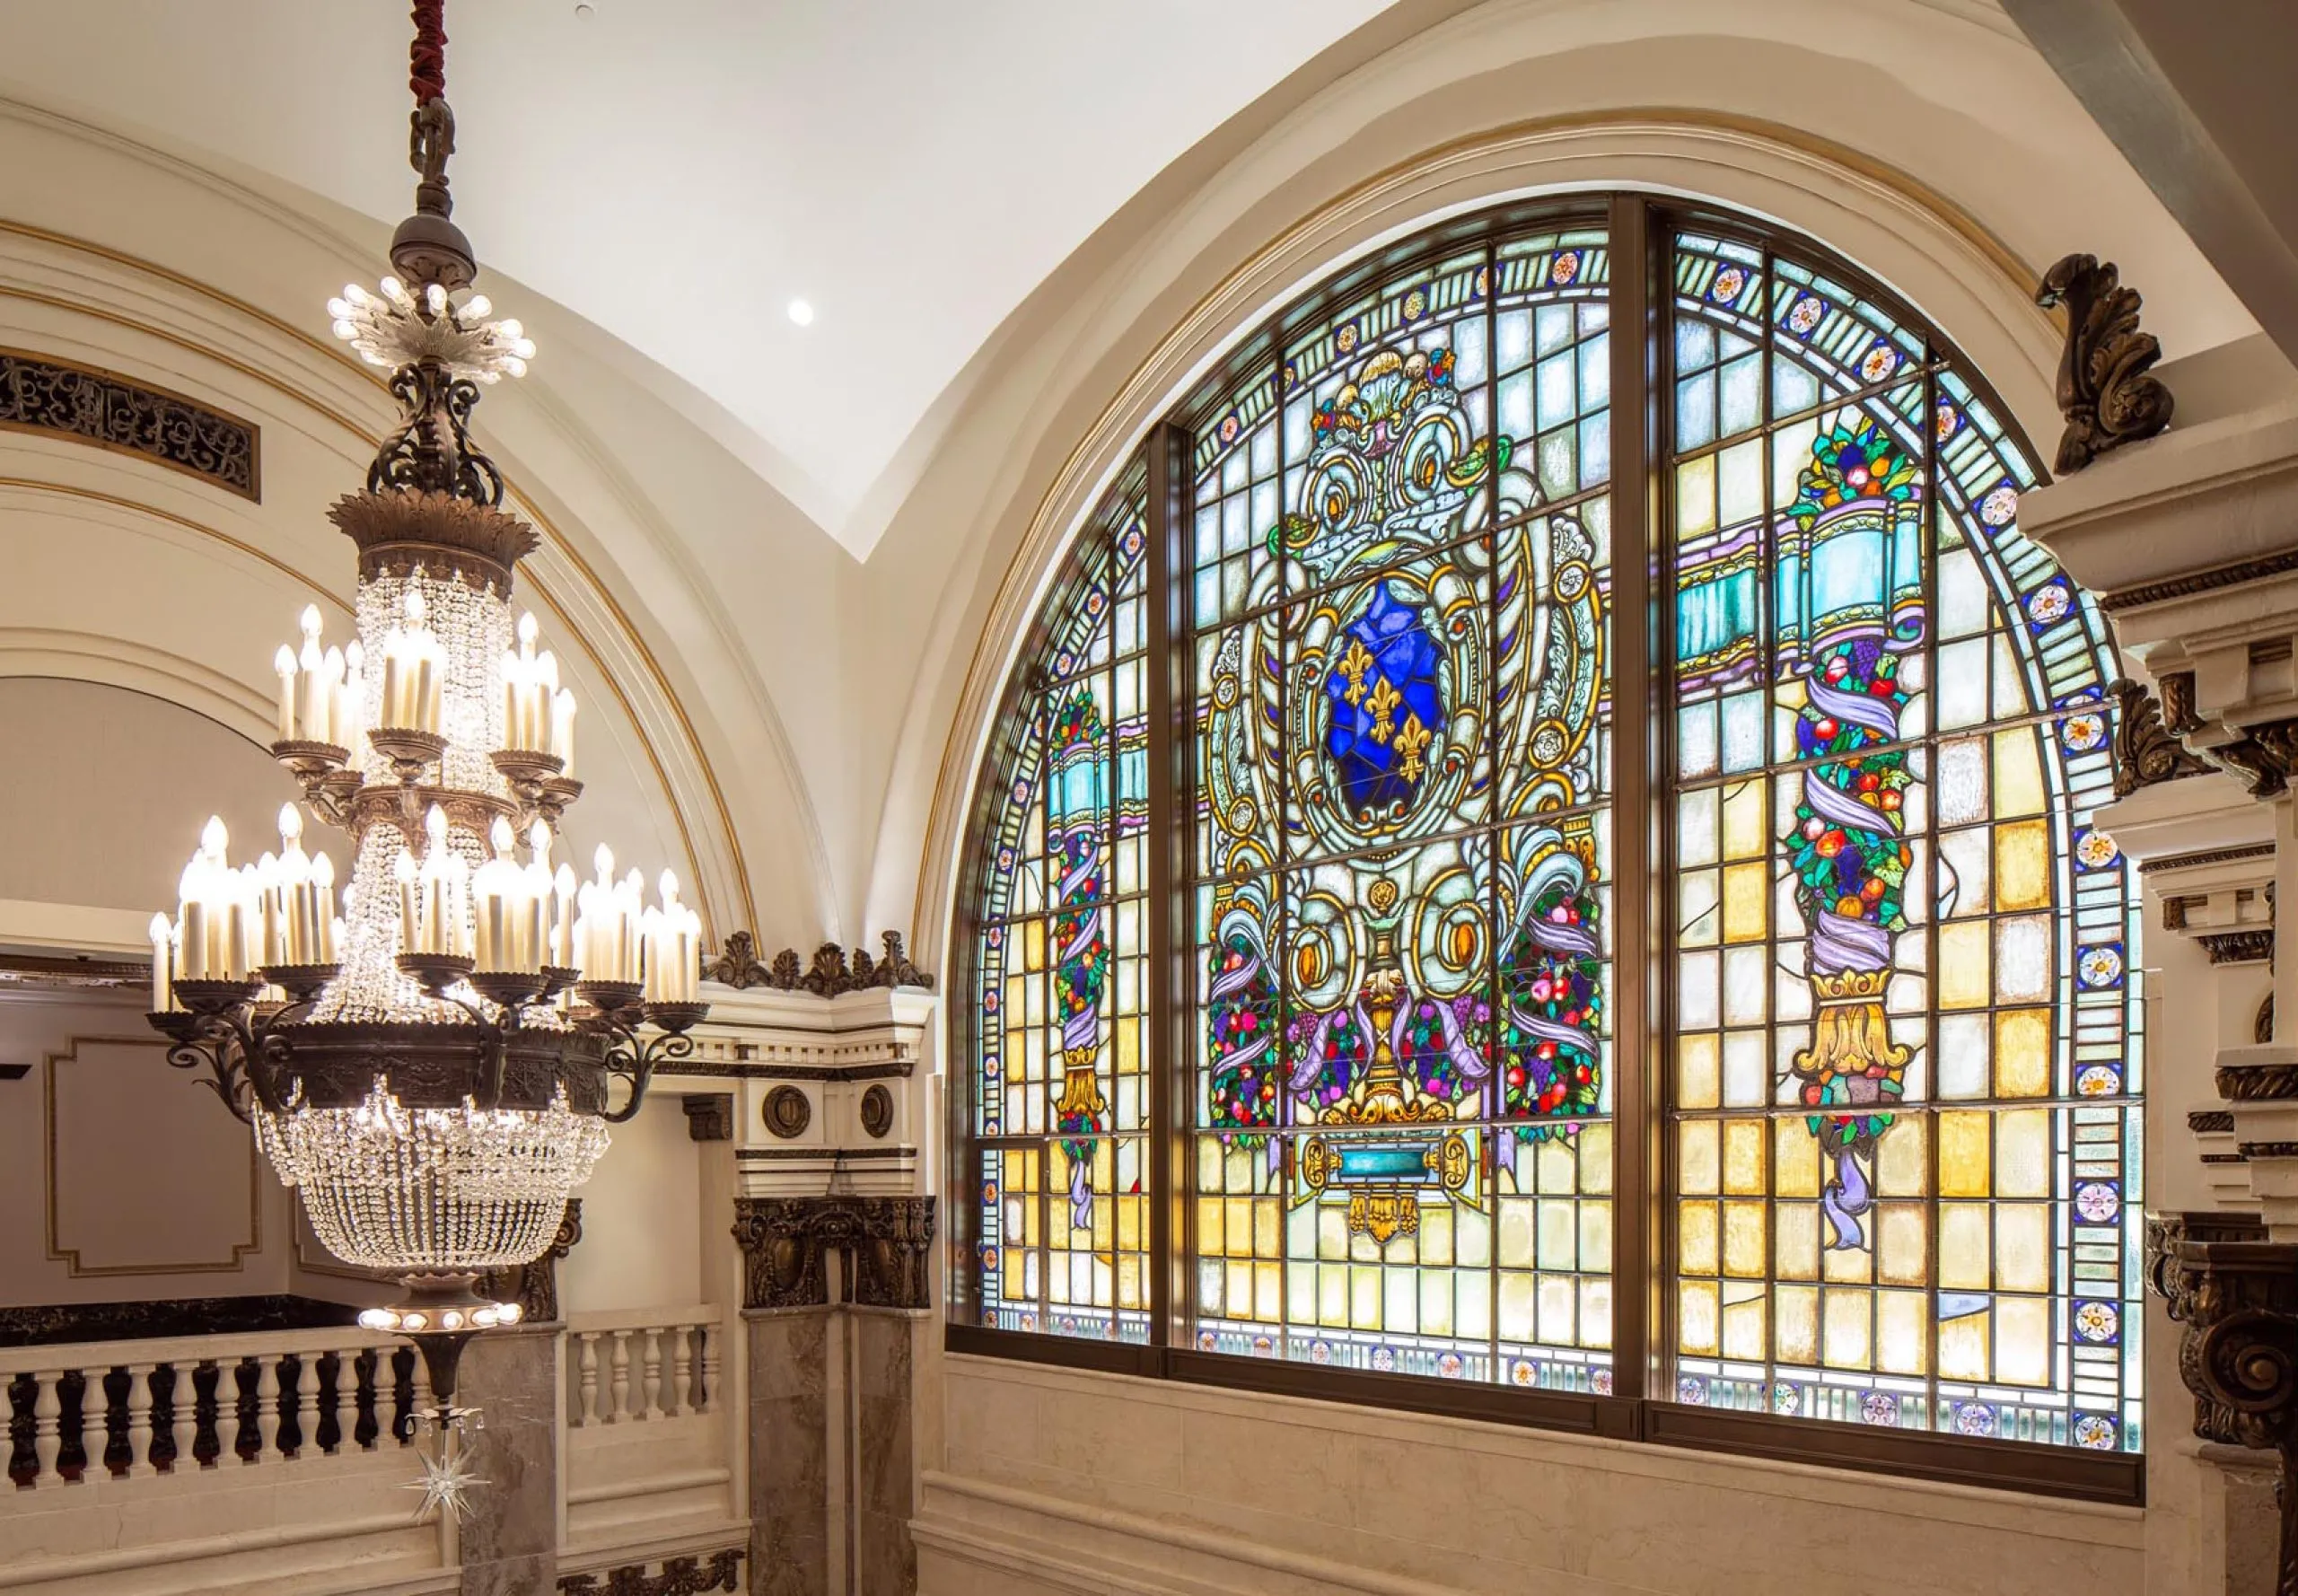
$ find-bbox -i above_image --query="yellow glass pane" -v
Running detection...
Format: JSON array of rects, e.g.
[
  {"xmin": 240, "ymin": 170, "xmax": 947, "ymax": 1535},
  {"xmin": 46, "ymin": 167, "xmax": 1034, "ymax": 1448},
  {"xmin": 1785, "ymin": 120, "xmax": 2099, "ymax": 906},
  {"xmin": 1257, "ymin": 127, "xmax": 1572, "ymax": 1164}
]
[
  {"xmin": 1994, "ymin": 820, "xmax": 2051, "ymax": 913},
  {"xmin": 1317, "ymin": 1204, "xmax": 1348, "ymax": 1259},
  {"xmin": 1877, "ymin": 1290, "xmax": 1928, "ymax": 1375},
  {"xmin": 1940, "ymin": 1303, "xmax": 1989, "ymax": 1381},
  {"xmin": 1581, "ymin": 1123, "xmax": 1614, "ymax": 1195},
  {"xmin": 1776, "ymin": 1284, "xmax": 1819, "ymax": 1365},
  {"xmin": 1420, "ymin": 1203, "xmax": 1454, "ymax": 1267},
  {"xmin": 1940, "ymin": 1112, "xmax": 1990, "ymax": 1197},
  {"xmin": 1938, "ymin": 920, "xmax": 1990, "ymax": 1008},
  {"xmin": 1678, "ymin": 454, "xmax": 1718, "ymax": 537},
  {"xmin": 1680, "ymin": 1200, "xmax": 1720, "ymax": 1275},
  {"xmin": 1023, "ymin": 918, "xmax": 1046, "ymax": 969},
  {"xmin": 1536, "ymin": 1136, "xmax": 1580, "ymax": 1195},
  {"xmin": 1877, "ymin": 1201, "xmax": 1927, "ymax": 1286},
  {"xmin": 1994, "ymin": 1008, "xmax": 2052, "ymax": 1098},
  {"xmin": 1721, "ymin": 777, "xmax": 1767, "ymax": 860},
  {"xmin": 1254, "ymin": 1197, "xmax": 1281, "ymax": 1257},
  {"xmin": 1939, "ymin": 1203, "xmax": 1991, "ymax": 1290},
  {"xmin": 1420, "ymin": 1273, "xmax": 1454, "ymax": 1337},
  {"xmin": 1581, "ymin": 1279, "xmax": 1613, "ymax": 1348},
  {"xmin": 1538, "ymin": 1276, "xmax": 1576, "ymax": 1344},
  {"xmin": 1997, "ymin": 1203, "xmax": 2050, "ymax": 1293},
  {"xmin": 1723, "ymin": 1283, "xmax": 1767, "ymax": 1361},
  {"xmin": 1498, "ymin": 1271, "xmax": 1535, "ymax": 1340},
  {"xmin": 1876, "ymin": 1118, "xmax": 1927, "ymax": 1196},
  {"xmin": 1823, "ymin": 1236, "xmax": 1873, "ymax": 1284},
  {"xmin": 1350, "ymin": 1264, "xmax": 1381, "ymax": 1328},
  {"xmin": 1539, "ymin": 1199, "xmax": 1578, "ymax": 1269},
  {"xmin": 1457, "ymin": 1206, "xmax": 1491, "ymax": 1268},
  {"xmin": 1723, "ymin": 1200, "xmax": 1767, "ymax": 1277},
  {"xmin": 1286, "ymin": 1263, "xmax": 1314, "ymax": 1323},
  {"xmin": 1723, "ymin": 1119, "xmax": 1767, "ymax": 1194},
  {"xmin": 1998, "ymin": 1295, "xmax": 2051, "ymax": 1386},
  {"xmin": 1581, "ymin": 1201, "xmax": 1612, "ymax": 1270},
  {"xmin": 1776, "ymin": 1204, "xmax": 1820, "ymax": 1281},
  {"xmin": 1822, "ymin": 1287, "xmax": 1873, "ymax": 1370},
  {"xmin": 1680, "ymin": 1033, "xmax": 1721, "ymax": 1109},
  {"xmin": 1721, "ymin": 862, "xmax": 1768, "ymax": 943},
  {"xmin": 1227, "ymin": 1258, "xmax": 1255, "ymax": 1316},
  {"xmin": 1680, "ymin": 1120, "xmax": 1721, "ymax": 1194},
  {"xmin": 1224, "ymin": 1197, "xmax": 1254, "ymax": 1256},
  {"xmin": 1680, "ymin": 1280, "xmax": 1720, "ymax": 1355},
  {"xmin": 1993, "ymin": 727, "xmax": 2046, "ymax": 818},
  {"xmin": 1498, "ymin": 1198, "xmax": 1534, "ymax": 1267},
  {"xmin": 1318, "ymin": 1265, "xmax": 1347, "ymax": 1325},
  {"xmin": 1774, "ymin": 1118, "xmax": 1820, "ymax": 1197},
  {"xmin": 1997, "ymin": 1109, "xmax": 2052, "ymax": 1197},
  {"xmin": 1118, "ymin": 1251, "xmax": 1144, "ymax": 1308}
]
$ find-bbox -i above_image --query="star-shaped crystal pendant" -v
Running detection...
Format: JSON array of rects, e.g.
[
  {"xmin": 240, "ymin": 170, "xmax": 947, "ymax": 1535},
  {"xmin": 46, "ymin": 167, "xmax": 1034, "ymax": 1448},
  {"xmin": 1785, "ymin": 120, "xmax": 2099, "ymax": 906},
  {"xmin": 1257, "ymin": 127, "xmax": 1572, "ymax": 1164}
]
[{"xmin": 406, "ymin": 1423, "xmax": 487, "ymax": 1524}]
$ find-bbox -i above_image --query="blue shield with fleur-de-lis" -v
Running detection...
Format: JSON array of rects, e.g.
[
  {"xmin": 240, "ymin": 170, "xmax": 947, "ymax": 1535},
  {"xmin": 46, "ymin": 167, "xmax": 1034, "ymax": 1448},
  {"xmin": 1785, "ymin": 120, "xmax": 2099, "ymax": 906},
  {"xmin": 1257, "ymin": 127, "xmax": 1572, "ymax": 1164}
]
[{"xmin": 1323, "ymin": 582, "xmax": 1445, "ymax": 820}]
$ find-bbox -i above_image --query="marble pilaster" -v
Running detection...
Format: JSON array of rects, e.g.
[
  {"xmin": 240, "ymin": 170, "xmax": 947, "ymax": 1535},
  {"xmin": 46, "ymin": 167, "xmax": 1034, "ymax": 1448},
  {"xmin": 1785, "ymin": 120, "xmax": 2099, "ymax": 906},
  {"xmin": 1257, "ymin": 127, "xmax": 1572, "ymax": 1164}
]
[
  {"xmin": 749, "ymin": 1308, "xmax": 831, "ymax": 1596},
  {"xmin": 455, "ymin": 1325, "xmax": 560, "ymax": 1596}
]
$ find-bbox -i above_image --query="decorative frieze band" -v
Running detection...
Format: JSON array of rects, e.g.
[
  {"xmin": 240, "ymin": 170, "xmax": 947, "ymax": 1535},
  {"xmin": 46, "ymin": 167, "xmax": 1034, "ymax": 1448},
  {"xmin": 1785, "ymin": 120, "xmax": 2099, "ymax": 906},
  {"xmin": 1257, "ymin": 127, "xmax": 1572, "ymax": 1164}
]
[
  {"xmin": 0, "ymin": 347, "xmax": 259, "ymax": 500},
  {"xmin": 557, "ymin": 1548, "xmax": 743, "ymax": 1594},
  {"xmin": 731, "ymin": 1196, "xmax": 934, "ymax": 1311},
  {"xmin": 2201, "ymin": 929, "xmax": 2277, "ymax": 966},
  {"xmin": 2141, "ymin": 845, "xmax": 2277, "ymax": 875},
  {"xmin": 703, "ymin": 931, "xmax": 933, "ymax": 995}
]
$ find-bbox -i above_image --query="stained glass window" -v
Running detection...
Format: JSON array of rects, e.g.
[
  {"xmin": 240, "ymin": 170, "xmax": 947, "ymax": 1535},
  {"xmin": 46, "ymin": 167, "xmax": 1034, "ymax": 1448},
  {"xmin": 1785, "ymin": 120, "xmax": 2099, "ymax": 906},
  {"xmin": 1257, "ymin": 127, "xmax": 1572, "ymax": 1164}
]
[
  {"xmin": 957, "ymin": 200, "xmax": 2139, "ymax": 1471},
  {"xmin": 1665, "ymin": 233, "xmax": 2139, "ymax": 1451}
]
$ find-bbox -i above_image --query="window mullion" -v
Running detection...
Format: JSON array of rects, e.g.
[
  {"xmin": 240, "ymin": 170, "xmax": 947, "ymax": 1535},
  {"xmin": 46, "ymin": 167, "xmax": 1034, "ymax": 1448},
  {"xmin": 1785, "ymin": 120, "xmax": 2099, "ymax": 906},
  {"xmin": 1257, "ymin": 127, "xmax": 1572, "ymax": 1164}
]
[
  {"xmin": 1145, "ymin": 423, "xmax": 1193, "ymax": 1355},
  {"xmin": 1606, "ymin": 192, "xmax": 1664, "ymax": 1408}
]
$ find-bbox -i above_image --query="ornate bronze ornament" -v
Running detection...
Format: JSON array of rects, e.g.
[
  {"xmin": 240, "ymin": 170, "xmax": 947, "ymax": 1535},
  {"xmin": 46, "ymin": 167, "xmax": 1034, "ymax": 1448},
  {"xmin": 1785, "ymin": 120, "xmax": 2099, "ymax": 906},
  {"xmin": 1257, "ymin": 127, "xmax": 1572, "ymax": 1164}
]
[
  {"xmin": 2035, "ymin": 253, "xmax": 2175, "ymax": 474},
  {"xmin": 762, "ymin": 1084, "xmax": 811, "ymax": 1139},
  {"xmin": 2215, "ymin": 719, "xmax": 2298, "ymax": 800},
  {"xmin": 731, "ymin": 1196, "xmax": 935, "ymax": 1311},
  {"xmin": 0, "ymin": 348, "xmax": 259, "ymax": 499},
  {"xmin": 680, "ymin": 1092, "xmax": 733, "ymax": 1141},
  {"xmin": 2201, "ymin": 930, "xmax": 2277, "ymax": 966},
  {"xmin": 860, "ymin": 1083, "xmax": 895, "ymax": 1139},
  {"xmin": 702, "ymin": 930, "xmax": 934, "ymax": 994},
  {"xmin": 557, "ymin": 1549, "xmax": 743, "ymax": 1595},
  {"xmin": 2149, "ymin": 1213, "xmax": 2298, "ymax": 1594},
  {"xmin": 2106, "ymin": 678, "xmax": 2215, "ymax": 798}
]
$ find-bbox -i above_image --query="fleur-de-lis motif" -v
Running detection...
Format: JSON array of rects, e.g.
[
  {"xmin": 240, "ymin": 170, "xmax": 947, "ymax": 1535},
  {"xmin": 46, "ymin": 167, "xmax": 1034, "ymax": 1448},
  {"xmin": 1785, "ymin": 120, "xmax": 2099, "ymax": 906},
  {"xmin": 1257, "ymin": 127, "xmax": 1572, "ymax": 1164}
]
[
  {"xmin": 1337, "ymin": 639, "xmax": 1374, "ymax": 706},
  {"xmin": 1366, "ymin": 678, "xmax": 1401, "ymax": 743},
  {"xmin": 1392, "ymin": 715, "xmax": 1432, "ymax": 780}
]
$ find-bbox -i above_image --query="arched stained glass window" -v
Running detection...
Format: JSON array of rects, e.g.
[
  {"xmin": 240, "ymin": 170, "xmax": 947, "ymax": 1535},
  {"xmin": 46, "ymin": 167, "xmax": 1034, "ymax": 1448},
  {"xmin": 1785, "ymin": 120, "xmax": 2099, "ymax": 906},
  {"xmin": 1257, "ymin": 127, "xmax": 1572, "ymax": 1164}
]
[{"xmin": 955, "ymin": 197, "xmax": 2140, "ymax": 1488}]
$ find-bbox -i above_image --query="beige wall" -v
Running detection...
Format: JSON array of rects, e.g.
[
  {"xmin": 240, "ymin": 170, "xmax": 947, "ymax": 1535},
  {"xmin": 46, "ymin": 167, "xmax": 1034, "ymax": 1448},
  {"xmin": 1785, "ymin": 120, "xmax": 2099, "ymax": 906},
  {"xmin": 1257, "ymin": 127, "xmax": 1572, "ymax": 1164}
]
[
  {"xmin": 918, "ymin": 1357, "xmax": 2144, "ymax": 1596},
  {"xmin": 559, "ymin": 1089, "xmax": 706, "ymax": 1316},
  {"xmin": 0, "ymin": 988, "xmax": 292, "ymax": 1306}
]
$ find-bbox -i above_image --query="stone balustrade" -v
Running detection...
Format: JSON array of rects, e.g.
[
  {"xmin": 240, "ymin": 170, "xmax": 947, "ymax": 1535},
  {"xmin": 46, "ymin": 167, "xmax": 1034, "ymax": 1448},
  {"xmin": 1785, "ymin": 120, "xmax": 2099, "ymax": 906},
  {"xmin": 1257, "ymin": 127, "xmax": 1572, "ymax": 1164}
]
[{"xmin": 566, "ymin": 1305, "xmax": 720, "ymax": 1428}]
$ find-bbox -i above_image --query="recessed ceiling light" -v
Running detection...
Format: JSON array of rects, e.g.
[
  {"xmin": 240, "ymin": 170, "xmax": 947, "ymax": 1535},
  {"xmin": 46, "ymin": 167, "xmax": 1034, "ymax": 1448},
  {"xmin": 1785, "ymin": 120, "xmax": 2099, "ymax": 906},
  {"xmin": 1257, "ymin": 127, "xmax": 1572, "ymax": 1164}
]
[{"xmin": 787, "ymin": 299, "xmax": 815, "ymax": 327}]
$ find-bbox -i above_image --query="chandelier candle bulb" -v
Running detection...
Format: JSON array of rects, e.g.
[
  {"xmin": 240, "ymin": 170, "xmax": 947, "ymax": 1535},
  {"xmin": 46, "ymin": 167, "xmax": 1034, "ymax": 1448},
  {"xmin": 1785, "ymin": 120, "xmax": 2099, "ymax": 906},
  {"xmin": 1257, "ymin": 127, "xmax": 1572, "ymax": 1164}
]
[
  {"xmin": 274, "ymin": 646, "xmax": 297, "ymax": 741},
  {"xmin": 396, "ymin": 849, "xmax": 419, "ymax": 954},
  {"xmin": 311, "ymin": 852, "xmax": 338, "ymax": 962},
  {"xmin": 148, "ymin": 913, "xmax": 173, "ymax": 1012},
  {"xmin": 551, "ymin": 689, "xmax": 575, "ymax": 775},
  {"xmin": 552, "ymin": 863, "xmax": 575, "ymax": 969}
]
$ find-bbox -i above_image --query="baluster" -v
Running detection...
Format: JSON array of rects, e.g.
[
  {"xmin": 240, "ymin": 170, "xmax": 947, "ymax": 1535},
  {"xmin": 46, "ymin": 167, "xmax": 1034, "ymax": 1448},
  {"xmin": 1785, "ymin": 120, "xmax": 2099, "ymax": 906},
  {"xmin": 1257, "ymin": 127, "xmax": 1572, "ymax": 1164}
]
[
  {"xmin": 671, "ymin": 1323, "xmax": 695, "ymax": 1416},
  {"xmin": 253, "ymin": 1355, "xmax": 280, "ymax": 1462},
  {"xmin": 699, "ymin": 1323, "xmax": 720, "ymax": 1414},
  {"xmin": 640, "ymin": 1328, "xmax": 664, "ymax": 1421},
  {"xmin": 78, "ymin": 1368, "xmax": 109, "ymax": 1482},
  {"xmin": 608, "ymin": 1329, "xmax": 632, "ymax": 1423},
  {"xmin": 577, "ymin": 1333, "xmax": 600, "ymax": 1427},
  {"xmin": 124, "ymin": 1364, "xmax": 155, "ymax": 1478},
  {"xmin": 32, "ymin": 1370, "xmax": 62, "ymax": 1486},
  {"xmin": 333, "ymin": 1349, "xmax": 363, "ymax": 1453},
  {"xmin": 171, "ymin": 1365, "xmax": 199, "ymax": 1472},
  {"xmin": 287, "ymin": 1355, "xmax": 316, "ymax": 1458},
  {"xmin": 407, "ymin": 1348, "xmax": 431, "ymax": 1438}
]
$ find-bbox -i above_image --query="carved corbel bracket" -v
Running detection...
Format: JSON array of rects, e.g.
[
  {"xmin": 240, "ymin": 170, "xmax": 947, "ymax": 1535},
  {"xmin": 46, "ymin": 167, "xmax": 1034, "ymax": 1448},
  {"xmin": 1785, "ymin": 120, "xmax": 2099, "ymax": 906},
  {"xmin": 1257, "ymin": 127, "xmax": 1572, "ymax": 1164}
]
[
  {"xmin": 731, "ymin": 1195, "xmax": 935, "ymax": 1311},
  {"xmin": 2148, "ymin": 1212, "xmax": 2298, "ymax": 1595},
  {"xmin": 2036, "ymin": 253, "xmax": 2176, "ymax": 474},
  {"xmin": 2109, "ymin": 677, "xmax": 2217, "ymax": 798}
]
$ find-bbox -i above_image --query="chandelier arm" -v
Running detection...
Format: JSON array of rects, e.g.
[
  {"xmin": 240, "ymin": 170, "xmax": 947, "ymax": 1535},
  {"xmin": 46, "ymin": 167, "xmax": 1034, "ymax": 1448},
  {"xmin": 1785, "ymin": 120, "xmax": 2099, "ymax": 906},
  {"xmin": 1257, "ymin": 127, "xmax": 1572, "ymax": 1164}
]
[
  {"xmin": 162, "ymin": 1023, "xmax": 255, "ymax": 1125},
  {"xmin": 427, "ymin": 987, "xmax": 509, "ymax": 1109},
  {"xmin": 597, "ymin": 1027, "xmax": 694, "ymax": 1125}
]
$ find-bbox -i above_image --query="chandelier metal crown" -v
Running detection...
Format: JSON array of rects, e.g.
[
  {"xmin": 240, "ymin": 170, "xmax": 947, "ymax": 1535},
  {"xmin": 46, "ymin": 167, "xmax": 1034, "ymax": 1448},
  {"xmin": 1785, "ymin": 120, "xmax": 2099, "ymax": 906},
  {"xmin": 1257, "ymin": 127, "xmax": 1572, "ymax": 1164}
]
[{"xmin": 149, "ymin": 2, "xmax": 706, "ymax": 1394}]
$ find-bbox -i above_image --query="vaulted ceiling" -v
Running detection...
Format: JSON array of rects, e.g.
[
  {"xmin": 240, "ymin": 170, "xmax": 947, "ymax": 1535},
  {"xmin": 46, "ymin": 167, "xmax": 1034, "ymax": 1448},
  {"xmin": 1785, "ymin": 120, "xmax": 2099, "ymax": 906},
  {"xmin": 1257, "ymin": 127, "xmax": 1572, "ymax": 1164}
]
[{"xmin": 0, "ymin": 0, "xmax": 1397, "ymax": 555}]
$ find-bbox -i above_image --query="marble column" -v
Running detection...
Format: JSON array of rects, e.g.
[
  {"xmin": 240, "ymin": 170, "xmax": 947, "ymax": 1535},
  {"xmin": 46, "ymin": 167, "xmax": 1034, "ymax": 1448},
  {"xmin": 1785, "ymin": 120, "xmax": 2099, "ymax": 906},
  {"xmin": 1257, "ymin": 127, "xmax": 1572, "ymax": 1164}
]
[
  {"xmin": 455, "ymin": 1325, "xmax": 561, "ymax": 1596},
  {"xmin": 749, "ymin": 1307, "xmax": 831, "ymax": 1596},
  {"xmin": 853, "ymin": 1307, "xmax": 931, "ymax": 1596}
]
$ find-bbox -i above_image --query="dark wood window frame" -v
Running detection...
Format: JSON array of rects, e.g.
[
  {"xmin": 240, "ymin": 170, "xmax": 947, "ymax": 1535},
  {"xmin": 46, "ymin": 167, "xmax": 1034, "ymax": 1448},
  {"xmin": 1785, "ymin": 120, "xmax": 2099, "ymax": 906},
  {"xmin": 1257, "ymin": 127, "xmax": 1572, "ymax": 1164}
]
[{"xmin": 947, "ymin": 191, "xmax": 2141, "ymax": 1508}]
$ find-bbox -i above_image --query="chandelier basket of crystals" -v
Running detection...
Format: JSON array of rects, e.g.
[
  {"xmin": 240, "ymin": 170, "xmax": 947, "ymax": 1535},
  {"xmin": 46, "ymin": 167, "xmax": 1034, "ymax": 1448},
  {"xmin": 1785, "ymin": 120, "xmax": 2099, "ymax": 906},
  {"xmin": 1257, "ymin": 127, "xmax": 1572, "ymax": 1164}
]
[{"xmin": 147, "ymin": 0, "xmax": 706, "ymax": 1440}]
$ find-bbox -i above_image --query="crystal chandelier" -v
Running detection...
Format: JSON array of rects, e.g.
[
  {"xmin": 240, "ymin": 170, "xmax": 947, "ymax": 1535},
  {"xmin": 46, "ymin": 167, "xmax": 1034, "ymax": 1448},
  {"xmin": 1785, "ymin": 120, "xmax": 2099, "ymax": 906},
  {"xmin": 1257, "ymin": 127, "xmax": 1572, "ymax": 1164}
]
[{"xmin": 148, "ymin": 1, "xmax": 706, "ymax": 1422}]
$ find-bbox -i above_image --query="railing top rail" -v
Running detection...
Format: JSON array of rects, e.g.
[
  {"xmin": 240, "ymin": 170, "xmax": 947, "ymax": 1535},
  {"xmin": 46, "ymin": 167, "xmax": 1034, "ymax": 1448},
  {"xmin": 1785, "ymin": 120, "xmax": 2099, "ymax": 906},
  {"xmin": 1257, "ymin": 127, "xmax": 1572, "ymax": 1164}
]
[
  {"xmin": 565, "ymin": 1304, "xmax": 723, "ymax": 1335},
  {"xmin": 0, "ymin": 1322, "xmax": 403, "ymax": 1377}
]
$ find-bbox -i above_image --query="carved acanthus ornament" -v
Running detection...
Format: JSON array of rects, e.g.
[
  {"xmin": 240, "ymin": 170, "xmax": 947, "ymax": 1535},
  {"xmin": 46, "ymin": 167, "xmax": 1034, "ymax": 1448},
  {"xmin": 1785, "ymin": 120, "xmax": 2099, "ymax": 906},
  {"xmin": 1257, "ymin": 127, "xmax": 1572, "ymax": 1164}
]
[
  {"xmin": 557, "ymin": 1548, "xmax": 743, "ymax": 1595},
  {"xmin": 2107, "ymin": 678, "xmax": 2217, "ymax": 798},
  {"xmin": 2149, "ymin": 1214, "xmax": 2298, "ymax": 1595},
  {"xmin": 731, "ymin": 1196, "xmax": 935, "ymax": 1311},
  {"xmin": 702, "ymin": 930, "xmax": 934, "ymax": 995},
  {"xmin": 2035, "ymin": 253, "xmax": 2176, "ymax": 474}
]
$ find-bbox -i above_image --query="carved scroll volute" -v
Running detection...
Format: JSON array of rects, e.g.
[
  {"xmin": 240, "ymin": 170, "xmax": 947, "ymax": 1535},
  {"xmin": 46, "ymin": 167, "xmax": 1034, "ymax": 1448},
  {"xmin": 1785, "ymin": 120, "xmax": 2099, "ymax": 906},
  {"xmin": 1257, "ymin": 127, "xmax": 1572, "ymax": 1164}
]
[
  {"xmin": 2036, "ymin": 253, "xmax": 2176, "ymax": 474},
  {"xmin": 2107, "ymin": 677, "xmax": 2215, "ymax": 798}
]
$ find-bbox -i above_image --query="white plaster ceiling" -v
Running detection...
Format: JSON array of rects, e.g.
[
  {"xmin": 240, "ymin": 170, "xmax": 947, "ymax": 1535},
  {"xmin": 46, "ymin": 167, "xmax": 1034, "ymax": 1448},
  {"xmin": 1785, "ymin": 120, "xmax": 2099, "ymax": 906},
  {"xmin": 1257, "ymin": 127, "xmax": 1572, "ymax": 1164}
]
[{"xmin": 0, "ymin": 0, "xmax": 1396, "ymax": 556}]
